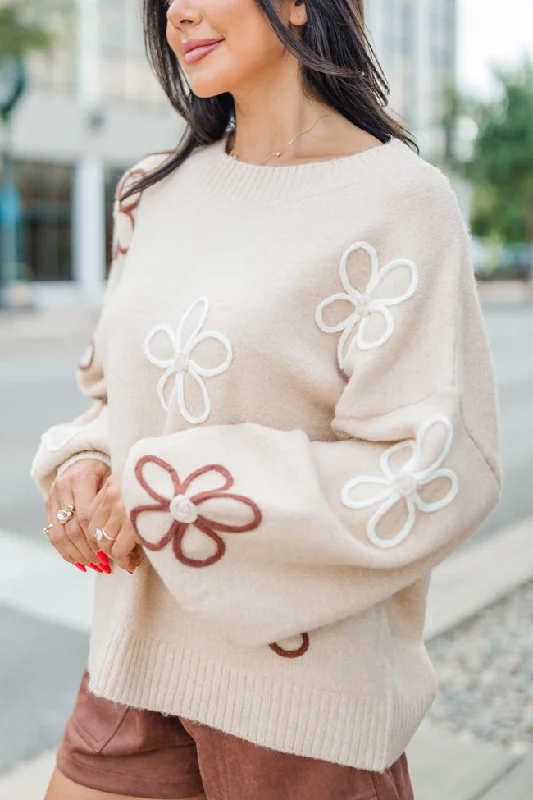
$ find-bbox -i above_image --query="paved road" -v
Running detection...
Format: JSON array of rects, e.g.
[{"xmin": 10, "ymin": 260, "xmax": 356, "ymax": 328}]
[
  {"xmin": 479, "ymin": 304, "xmax": 532, "ymax": 534},
  {"xmin": 0, "ymin": 303, "xmax": 531, "ymax": 776}
]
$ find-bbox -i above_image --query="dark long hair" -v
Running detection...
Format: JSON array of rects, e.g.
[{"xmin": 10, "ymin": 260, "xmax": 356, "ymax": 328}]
[{"xmin": 123, "ymin": 0, "xmax": 418, "ymax": 200}]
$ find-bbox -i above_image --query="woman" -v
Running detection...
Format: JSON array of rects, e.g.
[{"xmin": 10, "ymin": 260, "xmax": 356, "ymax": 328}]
[{"xmin": 31, "ymin": 1, "xmax": 501, "ymax": 798}]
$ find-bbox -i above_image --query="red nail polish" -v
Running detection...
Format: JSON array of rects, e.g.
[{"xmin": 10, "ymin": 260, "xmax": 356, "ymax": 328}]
[
  {"xmin": 74, "ymin": 563, "xmax": 87, "ymax": 573},
  {"xmin": 101, "ymin": 565, "xmax": 112, "ymax": 574},
  {"xmin": 89, "ymin": 564, "xmax": 103, "ymax": 573},
  {"xmin": 96, "ymin": 551, "xmax": 109, "ymax": 566}
]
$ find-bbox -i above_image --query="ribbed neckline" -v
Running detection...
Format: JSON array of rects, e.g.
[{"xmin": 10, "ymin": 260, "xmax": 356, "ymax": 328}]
[{"xmin": 192, "ymin": 131, "xmax": 414, "ymax": 206}]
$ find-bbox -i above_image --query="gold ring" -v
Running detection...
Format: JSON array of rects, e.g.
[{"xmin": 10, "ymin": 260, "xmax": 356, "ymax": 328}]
[
  {"xmin": 43, "ymin": 524, "xmax": 53, "ymax": 536},
  {"xmin": 56, "ymin": 505, "xmax": 75, "ymax": 524}
]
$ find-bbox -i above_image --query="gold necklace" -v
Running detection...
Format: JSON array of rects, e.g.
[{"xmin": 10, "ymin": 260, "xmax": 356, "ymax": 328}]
[{"xmin": 228, "ymin": 113, "xmax": 331, "ymax": 165}]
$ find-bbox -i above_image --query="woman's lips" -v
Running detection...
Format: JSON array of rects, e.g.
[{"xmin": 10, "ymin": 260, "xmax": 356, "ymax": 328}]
[{"xmin": 183, "ymin": 40, "xmax": 223, "ymax": 64}]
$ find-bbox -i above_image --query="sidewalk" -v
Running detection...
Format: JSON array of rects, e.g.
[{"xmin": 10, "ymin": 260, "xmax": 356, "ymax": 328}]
[
  {"xmin": 407, "ymin": 722, "xmax": 526, "ymax": 800},
  {"xmin": 0, "ymin": 515, "xmax": 531, "ymax": 799},
  {"xmin": 409, "ymin": 515, "xmax": 533, "ymax": 799}
]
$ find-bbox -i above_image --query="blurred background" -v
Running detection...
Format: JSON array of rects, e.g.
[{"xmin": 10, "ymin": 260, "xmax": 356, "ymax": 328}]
[{"xmin": 0, "ymin": 1, "xmax": 531, "ymax": 798}]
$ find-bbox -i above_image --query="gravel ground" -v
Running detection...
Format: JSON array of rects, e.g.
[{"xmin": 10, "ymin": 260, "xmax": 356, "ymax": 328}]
[{"xmin": 426, "ymin": 579, "xmax": 533, "ymax": 754}]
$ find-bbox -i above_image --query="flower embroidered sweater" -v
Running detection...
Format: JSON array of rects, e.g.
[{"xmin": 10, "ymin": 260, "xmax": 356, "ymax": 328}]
[{"xmin": 31, "ymin": 132, "xmax": 501, "ymax": 772}]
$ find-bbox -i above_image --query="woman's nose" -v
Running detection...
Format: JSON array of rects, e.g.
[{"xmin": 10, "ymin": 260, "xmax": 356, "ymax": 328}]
[{"xmin": 166, "ymin": 1, "xmax": 200, "ymax": 27}]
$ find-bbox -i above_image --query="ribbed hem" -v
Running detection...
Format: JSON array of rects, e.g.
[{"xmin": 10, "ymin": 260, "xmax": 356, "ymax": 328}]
[
  {"xmin": 55, "ymin": 450, "xmax": 111, "ymax": 480},
  {"xmin": 88, "ymin": 626, "xmax": 435, "ymax": 772},
  {"xmin": 190, "ymin": 133, "xmax": 416, "ymax": 207}
]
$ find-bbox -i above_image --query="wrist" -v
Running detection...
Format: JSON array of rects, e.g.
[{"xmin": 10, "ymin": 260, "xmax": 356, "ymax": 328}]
[{"xmin": 54, "ymin": 451, "xmax": 111, "ymax": 482}]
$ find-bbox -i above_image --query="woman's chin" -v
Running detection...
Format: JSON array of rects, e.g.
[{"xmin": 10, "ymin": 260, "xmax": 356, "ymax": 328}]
[{"xmin": 188, "ymin": 81, "xmax": 232, "ymax": 99}]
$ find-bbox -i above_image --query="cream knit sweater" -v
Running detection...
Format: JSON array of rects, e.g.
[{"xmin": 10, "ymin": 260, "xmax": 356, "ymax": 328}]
[{"xmin": 31, "ymin": 132, "xmax": 501, "ymax": 772}]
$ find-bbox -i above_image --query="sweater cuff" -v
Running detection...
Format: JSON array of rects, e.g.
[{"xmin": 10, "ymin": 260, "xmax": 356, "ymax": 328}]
[{"xmin": 54, "ymin": 450, "xmax": 111, "ymax": 482}]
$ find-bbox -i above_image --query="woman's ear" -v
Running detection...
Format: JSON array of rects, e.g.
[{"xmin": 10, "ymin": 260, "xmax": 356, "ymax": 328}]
[{"xmin": 290, "ymin": 0, "xmax": 307, "ymax": 28}]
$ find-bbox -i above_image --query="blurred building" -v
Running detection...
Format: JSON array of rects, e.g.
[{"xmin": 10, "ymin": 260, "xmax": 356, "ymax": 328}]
[
  {"xmin": 7, "ymin": 0, "xmax": 458, "ymax": 309},
  {"xmin": 366, "ymin": 0, "xmax": 458, "ymax": 157},
  {"xmin": 365, "ymin": 0, "xmax": 470, "ymax": 217},
  {"xmin": 10, "ymin": 0, "xmax": 179, "ymax": 309}
]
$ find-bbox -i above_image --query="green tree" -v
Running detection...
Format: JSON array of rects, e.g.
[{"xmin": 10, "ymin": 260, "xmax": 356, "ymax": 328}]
[
  {"xmin": 0, "ymin": 7, "xmax": 49, "ymax": 57},
  {"xmin": 442, "ymin": 57, "xmax": 533, "ymax": 244},
  {"xmin": 0, "ymin": 0, "xmax": 72, "ymax": 61}
]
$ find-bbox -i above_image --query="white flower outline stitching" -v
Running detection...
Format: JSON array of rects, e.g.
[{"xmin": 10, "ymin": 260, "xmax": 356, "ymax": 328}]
[
  {"xmin": 340, "ymin": 415, "xmax": 459, "ymax": 549},
  {"xmin": 315, "ymin": 241, "xmax": 419, "ymax": 370},
  {"xmin": 143, "ymin": 296, "xmax": 233, "ymax": 425}
]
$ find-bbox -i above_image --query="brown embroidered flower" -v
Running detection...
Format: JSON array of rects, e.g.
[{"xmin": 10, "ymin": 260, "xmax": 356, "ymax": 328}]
[
  {"xmin": 130, "ymin": 454, "xmax": 262, "ymax": 568},
  {"xmin": 269, "ymin": 633, "xmax": 310, "ymax": 659},
  {"xmin": 112, "ymin": 168, "xmax": 147, "ymax": 260}
]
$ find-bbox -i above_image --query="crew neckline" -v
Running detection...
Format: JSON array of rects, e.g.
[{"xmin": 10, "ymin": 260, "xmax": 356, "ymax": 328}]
[
  {"xmin": 220, "ymin": 129, "xmax": 395, "ymax": 167},
  {"xmin": 192, "ymin": 131, "xmax": 415, "ymax": 207}
]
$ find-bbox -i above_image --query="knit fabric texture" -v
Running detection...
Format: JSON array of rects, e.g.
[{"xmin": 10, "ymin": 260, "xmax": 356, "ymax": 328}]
[{"xmin": 31, "ymin": 132, "xmax": 502, "ymax": 771}]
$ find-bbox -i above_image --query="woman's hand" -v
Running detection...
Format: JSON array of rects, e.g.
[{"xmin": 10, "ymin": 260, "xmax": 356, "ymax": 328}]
[
  {"xmin": 46, "ymin": 460, "xmax": 111, "ymax": 571},
  {"xmin": 87, "ymin": 472, "xmax": 141, "ymax": 573}
]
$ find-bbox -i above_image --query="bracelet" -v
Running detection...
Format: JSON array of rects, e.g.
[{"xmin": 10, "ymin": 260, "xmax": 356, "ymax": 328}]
[{"xmin": 55, "ymin": 451, "xmax": 111, "ymax": 481}]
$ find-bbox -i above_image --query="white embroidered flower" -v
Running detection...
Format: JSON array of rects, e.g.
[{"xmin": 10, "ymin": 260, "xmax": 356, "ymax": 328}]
[
  {"xmin": 315, "ymin": 241, "xmax": 418, "ymax": 370},
  {"xmin": 340, "ymin": 415, "xmax": 459, "ymax": 549},
  {"xmin": 143, "ymin": 296, "xmax": 233, "ymax": 425}
]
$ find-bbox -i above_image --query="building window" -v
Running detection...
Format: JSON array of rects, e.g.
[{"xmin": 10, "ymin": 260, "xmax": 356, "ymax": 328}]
[
  {"xmin": 17, "ymin": 161, "xmax": 74, "ymax": 282},
  {"xmin": 25, "ymin": 4, "xmax": 76, "ymax": 95},
  {"xmin": 100, "ymin": 0, "xmax": 167, "ymax": 105},
  {"xmin": 27, "ymin": 49, "xmax": 76, "ymax": 94}
]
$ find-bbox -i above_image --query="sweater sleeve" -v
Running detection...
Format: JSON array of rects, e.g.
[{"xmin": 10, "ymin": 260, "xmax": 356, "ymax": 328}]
[
  {"xmin": 30, "ymin": 164, "xmax": 144, "ymax": 498},
  {"xmin": 121, "ymin": 166, "xmax": 502, "ymax": 649}
]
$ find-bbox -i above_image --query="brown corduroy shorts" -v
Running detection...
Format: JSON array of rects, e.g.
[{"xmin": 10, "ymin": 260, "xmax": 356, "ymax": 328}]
[{"xmin": 56, "ymin": 671, "xmax": 414, "ymax": 800}]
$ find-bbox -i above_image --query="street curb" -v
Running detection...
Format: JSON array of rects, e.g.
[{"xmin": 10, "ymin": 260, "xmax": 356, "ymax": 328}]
[
  {"xmin": 476, "ymin": 280, "xmax": 533, "ymax": 305},
  {"xmin": 0, "ymin": 286, "xmax": 529, "ymax": 346},
  {"xmin": 0, "ymin": 529, "xmax": 95, "ymax": 633},
  {"xmin": 0, "ymin": 309, "xmax": 97, "ymax": 350},
  {"xmin": 424, "ymin": 515, "xmax": 533, "ymax": 641}
]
